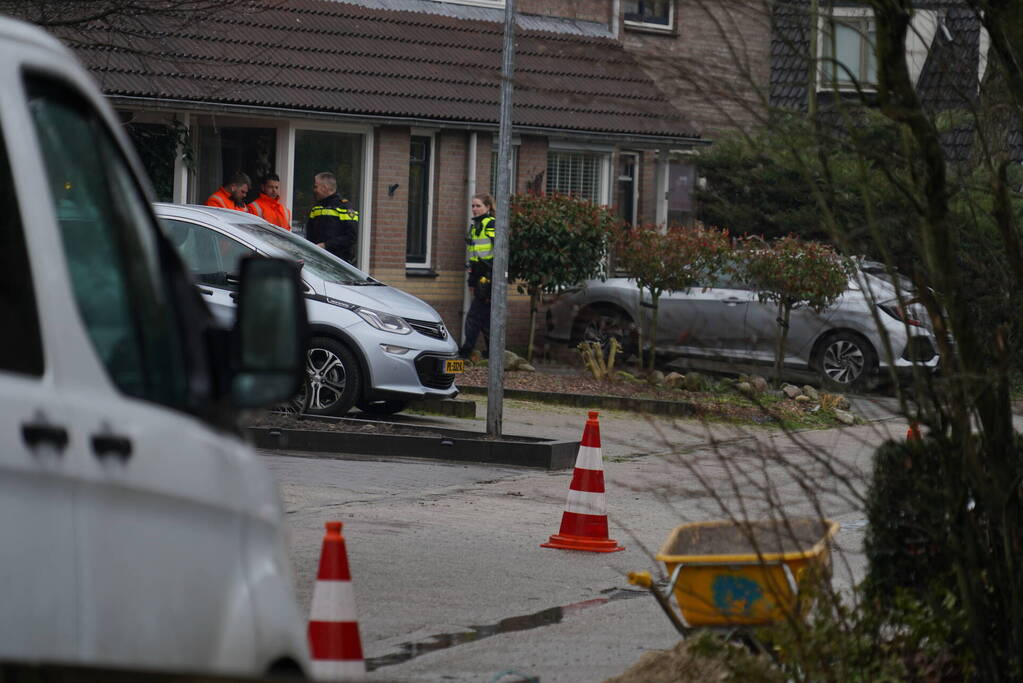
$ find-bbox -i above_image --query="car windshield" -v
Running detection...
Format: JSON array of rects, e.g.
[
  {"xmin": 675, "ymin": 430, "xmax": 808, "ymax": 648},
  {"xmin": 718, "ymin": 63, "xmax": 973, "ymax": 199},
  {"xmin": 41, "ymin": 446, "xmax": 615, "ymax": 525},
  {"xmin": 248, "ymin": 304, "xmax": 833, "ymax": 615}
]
[{"xmin": 235, "ymin": 222, "xmax": 376, "ymax": 285}]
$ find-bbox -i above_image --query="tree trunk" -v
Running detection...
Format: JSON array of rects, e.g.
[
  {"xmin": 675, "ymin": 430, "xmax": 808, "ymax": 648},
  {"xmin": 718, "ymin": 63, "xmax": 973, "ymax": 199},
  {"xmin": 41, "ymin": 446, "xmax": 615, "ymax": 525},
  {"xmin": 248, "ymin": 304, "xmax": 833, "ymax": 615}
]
[
  {"xmin": 648, "ymin": 294, "xmax": 661, "ymax": 374},
  {"xmin": 526, "ymin": 289, "xmax": 539, "ymax": 362},
  {"xmin": 773, "ymin": 301, "xmax": 790, "ymax": 387}
]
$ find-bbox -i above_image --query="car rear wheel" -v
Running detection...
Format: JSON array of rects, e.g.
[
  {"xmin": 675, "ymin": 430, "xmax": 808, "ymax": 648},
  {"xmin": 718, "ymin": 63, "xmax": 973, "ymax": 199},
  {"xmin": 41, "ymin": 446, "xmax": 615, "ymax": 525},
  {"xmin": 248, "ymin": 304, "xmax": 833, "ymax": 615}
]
[
  {"xmin": 356, "ymin": 399, "xmax": 410, "ymax": 416},
  {"xmin": 573, "ymin": 306, "xmax": 637, "ymax": 357},
  {"xmin": 301, "ymin": 337, "xmax": 361, "ymax": 417},
  {"xmin": 817, "ymin": 331, "xmax": 876, "ymax": 391}
]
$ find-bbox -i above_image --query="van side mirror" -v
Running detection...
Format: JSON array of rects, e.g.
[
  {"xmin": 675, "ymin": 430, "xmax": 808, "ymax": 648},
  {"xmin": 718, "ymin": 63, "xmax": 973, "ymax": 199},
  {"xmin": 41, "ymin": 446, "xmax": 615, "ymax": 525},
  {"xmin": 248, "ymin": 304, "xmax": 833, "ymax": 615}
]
[{"xmin": 230, "ymin": 257, "xmax": 308, "ymax": 409}]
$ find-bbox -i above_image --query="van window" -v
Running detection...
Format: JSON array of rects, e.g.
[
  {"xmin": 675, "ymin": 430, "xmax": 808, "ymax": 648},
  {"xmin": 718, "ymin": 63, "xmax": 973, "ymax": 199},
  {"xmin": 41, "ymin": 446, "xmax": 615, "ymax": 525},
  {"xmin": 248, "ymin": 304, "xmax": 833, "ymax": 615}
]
[
  {"xmin": 0, "ymin": 124, "xmax": 43, "ymax": 376},
  {"xmin": 27, "ymin": 76, "xmax": 189, "ymax": 408}
]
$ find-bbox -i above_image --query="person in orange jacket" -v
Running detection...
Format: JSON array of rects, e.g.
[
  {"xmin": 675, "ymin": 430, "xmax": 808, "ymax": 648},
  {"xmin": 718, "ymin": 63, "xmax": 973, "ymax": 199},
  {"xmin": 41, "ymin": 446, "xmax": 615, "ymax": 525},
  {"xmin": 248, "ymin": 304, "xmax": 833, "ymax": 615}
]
[
  {"xmin": 205, "ymin": 171, "xmax": 254, "ymax": 212},
  {"xmin": 248, "ymin": 173, "xmax": 292, "ymax": 231}
]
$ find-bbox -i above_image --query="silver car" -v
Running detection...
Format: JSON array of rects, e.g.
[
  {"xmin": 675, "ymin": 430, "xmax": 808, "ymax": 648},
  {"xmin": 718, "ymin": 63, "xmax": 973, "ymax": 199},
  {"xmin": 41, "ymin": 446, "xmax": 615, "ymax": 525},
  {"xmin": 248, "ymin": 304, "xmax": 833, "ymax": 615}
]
[
  {"xmin": 157, "ymin": 204, "xmax": 460, "ymax": 416},
  {"xmin": 546, "ymin": 266, "xmax": 940, "ymax": 390}
]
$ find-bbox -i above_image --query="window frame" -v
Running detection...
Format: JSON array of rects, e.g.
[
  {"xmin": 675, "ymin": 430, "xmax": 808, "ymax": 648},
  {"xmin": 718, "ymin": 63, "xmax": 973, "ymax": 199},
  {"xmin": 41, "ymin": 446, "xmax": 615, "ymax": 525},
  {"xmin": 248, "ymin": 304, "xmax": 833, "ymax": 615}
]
[
  {"xmin": 405, "ymin": 130, "xmax": 436, "ymax": 268},
  {"xmin": 817, "ymin": 7, "xmax": 877, "ymax": 92},
  {"xmin": 545, "ymin": 145, "xmax": 612, "ymax": 205},
  {"xmin": 428, "ymin": 0, "xmax": 505, "ymax": 8},
  {"xmin": 624, "ymin": 0, "xmax": 674, "ymax": 32}
]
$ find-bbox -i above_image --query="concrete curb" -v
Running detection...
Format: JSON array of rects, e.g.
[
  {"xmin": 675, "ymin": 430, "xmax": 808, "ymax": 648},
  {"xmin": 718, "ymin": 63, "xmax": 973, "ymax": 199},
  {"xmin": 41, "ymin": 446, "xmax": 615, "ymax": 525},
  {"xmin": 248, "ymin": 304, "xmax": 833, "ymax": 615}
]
[
  {"xmin": 456, "ymin": 385, "xmax": 701, "ymax": 417},
  {"xmin": 247, "ymin": 417, "xmax": 578, "ymax": 470}
]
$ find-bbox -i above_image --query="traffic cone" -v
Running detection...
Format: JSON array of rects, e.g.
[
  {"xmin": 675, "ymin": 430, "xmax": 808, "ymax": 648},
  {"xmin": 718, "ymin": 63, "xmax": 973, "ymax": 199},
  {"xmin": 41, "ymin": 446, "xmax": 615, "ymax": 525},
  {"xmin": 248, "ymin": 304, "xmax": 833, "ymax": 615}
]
[
  {"xmin": 308, "ymin": 521, "xmax": 365, "ymax": 681},
  {"xmin": 907, "ymin": 421, "xmax": 921, "ymax": 441},
  {"xmin": 542, "ymin": 411, "xmax": 625, "ymax": 553}
]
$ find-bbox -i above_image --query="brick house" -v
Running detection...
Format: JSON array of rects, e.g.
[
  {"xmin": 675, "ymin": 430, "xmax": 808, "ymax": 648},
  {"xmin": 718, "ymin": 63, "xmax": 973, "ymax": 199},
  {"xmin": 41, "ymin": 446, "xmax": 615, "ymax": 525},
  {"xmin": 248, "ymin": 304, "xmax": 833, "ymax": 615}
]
[{"xmin": 52, "ymin": 0, "xmax": 773, "ymax": 348}]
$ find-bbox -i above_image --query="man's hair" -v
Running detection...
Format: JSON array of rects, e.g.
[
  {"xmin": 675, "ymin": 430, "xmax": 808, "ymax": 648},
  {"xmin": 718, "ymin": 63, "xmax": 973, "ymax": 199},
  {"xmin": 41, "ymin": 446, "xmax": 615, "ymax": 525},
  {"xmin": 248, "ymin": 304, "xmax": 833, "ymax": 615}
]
[
  {"xmin": 226, "ymin": 171, "xmax": 251, "ymax": 187},
  {"xmin": 261, "ymin": 173, "xmax": 280, "ymax": 185},
  {"xmin": 315, "ymin": 172, "xmax": 337, "ymax": 193}
]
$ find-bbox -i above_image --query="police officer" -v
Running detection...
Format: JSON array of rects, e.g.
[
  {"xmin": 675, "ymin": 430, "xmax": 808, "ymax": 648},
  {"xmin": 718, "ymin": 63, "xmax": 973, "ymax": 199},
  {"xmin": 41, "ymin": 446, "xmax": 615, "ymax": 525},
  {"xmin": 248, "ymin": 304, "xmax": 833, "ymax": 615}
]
[
  {"xmin": 306, "ymin": 172, "xmax": 359, "ymax": 263},
  {"xmin": 459, "ymin": 192, "xmax": 496, "ymax": 360}
]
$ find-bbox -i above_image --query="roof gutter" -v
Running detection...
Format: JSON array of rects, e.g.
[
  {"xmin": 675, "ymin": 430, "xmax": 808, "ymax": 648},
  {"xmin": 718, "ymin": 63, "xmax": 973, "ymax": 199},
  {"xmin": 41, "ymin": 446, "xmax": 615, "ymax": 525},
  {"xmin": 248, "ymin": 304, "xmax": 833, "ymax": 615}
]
[{"xmin": 107, "ymin": 95, "xmax": 709, "ymax": 149}]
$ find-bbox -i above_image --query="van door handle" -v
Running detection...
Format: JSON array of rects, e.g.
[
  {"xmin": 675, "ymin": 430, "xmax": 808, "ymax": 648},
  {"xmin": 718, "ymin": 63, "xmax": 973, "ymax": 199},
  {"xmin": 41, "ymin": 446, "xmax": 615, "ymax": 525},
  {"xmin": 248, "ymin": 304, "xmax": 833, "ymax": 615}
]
[
  {"xmin": 198, "ymin": 287, "xmax": 214, "ymax": 295},
  {"xmin": 91, "ymin": 433, "xmax": 133, "ymax": 462},
  {"xmin": 22, "ymin": 422, "xmax": 69, "ymax": 452}
]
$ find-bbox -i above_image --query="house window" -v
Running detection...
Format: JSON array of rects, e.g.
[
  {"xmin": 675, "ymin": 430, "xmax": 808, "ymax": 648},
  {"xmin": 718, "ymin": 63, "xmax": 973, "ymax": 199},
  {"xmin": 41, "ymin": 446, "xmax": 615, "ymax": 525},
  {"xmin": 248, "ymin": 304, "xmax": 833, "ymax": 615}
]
[
  {"xmin": 819, "ymin": 11, "xmax": 877, "ymax": 89},
  {"xmin": 196, "ymin": 124, "xmax": 276, "ymax": 205},
  {"xmin": 616, "ymin": 152, "xmax": 638, "ymax": 227},
  {"xmin": 292, "ymin": 129, "xmax": 365, "ymax": 237},
  {"xmin": 667, "ymin": 160, "xmax": 695, "ymax": 227},
  {"xmin": 489, "ymin": 148, "xmax": 517, "ymax": 197},
  {"xmin": 624, "ymin": 0, "xmax": 672, "ymax": 29},
  {"xmin": 546, "ymin": 150, "xmax": 606, "ymax": 203},
  {"xmin": 406, "ymin": 135, "xmax": 434, "ymax": 266}
]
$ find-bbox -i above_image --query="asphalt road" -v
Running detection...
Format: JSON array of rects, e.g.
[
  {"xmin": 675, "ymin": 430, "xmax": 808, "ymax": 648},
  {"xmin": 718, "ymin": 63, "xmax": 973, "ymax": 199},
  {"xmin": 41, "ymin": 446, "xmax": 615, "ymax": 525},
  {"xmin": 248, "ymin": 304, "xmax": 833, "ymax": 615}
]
[{"xmin": 264, "ymin": 396, "xmax": 906, "ymax": 682}]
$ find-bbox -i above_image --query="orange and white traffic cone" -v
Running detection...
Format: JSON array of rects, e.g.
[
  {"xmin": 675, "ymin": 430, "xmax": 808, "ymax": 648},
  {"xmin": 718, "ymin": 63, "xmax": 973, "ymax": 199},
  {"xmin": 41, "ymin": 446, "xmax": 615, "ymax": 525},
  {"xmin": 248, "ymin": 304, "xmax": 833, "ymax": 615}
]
[
  {"xmin": 308, "ymin": 521, "xmax": 365, "ymax": 681},
  {"xmin": 542, "ymin": 411, "xmax": 625, "ymax": 553}
]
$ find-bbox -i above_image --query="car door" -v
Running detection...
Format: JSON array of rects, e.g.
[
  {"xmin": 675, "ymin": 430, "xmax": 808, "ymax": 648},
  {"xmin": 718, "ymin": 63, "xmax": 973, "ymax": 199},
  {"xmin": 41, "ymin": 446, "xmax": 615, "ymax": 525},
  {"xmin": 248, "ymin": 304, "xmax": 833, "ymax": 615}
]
[
  {"xmin": 655, "ymin": 270, "xmax": 756, "ymax": 358},
  {"xmin": 161, "ymin": 217, "xmax": 255, "ymax": 328},
  {"xmin": 26, "ymin": 74, "xmax": 257, "ymax": 670},
  {"xmin": 0, "ymin": 101, "xmax": 77, "ymax": 661}
]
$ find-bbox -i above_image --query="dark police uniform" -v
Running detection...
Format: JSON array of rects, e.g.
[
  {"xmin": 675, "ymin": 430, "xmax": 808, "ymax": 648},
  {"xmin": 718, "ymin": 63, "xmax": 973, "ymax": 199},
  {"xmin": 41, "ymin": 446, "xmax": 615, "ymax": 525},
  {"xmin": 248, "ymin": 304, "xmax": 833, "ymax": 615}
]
[
  {"xmin": 306, "ymin": 193, "xmax": 359, "ymax": 263},
  {"xmin": 459, "ymin": 214, "xmax": 495, "ymax": 358}
]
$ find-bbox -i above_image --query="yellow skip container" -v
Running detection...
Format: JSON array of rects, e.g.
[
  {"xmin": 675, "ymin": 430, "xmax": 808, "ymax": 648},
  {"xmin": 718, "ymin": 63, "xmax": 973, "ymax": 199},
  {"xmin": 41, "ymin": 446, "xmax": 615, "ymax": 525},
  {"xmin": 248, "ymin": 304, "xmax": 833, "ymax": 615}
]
[{"xmin": 634, "ymin": 518, "xmax": 839, "ymax": 629}]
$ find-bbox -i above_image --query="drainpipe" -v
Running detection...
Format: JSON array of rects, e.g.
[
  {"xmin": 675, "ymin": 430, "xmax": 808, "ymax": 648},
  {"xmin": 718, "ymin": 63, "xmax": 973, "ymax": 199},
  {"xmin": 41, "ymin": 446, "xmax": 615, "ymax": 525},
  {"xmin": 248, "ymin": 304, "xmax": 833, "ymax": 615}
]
[
  {"xmin": 463, "ymin": 132, "xmax": 478, "ymax": 346},
  {"xmin": 809, "ymin": 0, "xmax": 819, "ymax": 116}
]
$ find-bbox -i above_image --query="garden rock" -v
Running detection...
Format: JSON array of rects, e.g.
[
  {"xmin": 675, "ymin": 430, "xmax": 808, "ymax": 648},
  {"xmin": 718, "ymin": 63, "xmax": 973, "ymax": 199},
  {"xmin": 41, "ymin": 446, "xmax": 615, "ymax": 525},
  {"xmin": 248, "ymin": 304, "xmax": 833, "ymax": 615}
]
[
  {"xmin": 519, "ymin": 363, "xmax": 536, "ymax": 373},
  {"xmin": 834, "ymin": 409, "xmax": 856, "ymax": 425},
  {"xmin": 795, "ymin": 395, "xmax": 812, "ymax": 404},
  {"xmin": 836, "ymin": 395, "xmax": 851, "ymax": 410},
  {"xmin": 504, "ymin": 350, "xmax": 523, "ymax": 371},
  {"xmin": 801, "ymin": 385, "xmax": 820, "ymax": 401},
  {"xmin": 782, "ymin": 384, "xmax": 802, "ymax": 399},
  {"xmin": 736, "ymin": 382, "xmax": 755, "ymax": 397},
  {"xmin": 648, "ymin": 370, "xmax": 665, "ymax": 386},
  {"xmin": 749, "ymin": 375, "xmax": 769, "ymax": 394},
  {"xmin": 664, "ymin": 372, "xmax": 685, "ymax": 389},
  {"xmin": 684, "ymin": 372, "xmax": 707, "ymax": 392}
]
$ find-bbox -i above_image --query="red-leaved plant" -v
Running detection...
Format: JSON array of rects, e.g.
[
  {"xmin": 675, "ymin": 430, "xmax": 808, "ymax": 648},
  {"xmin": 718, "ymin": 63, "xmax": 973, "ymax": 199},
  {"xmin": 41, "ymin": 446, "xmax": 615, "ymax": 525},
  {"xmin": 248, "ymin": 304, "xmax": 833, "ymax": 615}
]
[
  {"xmin": 735, "ymin": 234, "xmax": 853, "ymax": 384},
  {"xmin": 615, "ymin": 224, "xmax": 732, "ymax": 372}
]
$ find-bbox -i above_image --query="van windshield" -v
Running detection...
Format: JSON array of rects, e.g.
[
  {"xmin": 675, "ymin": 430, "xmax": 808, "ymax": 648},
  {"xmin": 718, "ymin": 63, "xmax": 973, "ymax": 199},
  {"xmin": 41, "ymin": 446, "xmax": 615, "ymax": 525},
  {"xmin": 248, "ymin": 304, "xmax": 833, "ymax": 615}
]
[{"xmin": 236, "ymin": 223, "xmax": 375, "ymax": 285}]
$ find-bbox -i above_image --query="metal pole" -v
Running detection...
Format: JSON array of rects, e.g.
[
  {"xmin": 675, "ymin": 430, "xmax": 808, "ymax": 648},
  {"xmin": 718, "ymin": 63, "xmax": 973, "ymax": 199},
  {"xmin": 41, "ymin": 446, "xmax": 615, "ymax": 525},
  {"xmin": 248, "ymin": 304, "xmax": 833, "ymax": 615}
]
[{"xmin": 487, "ymin": 0, "xmax": 516, "ymax": 437}]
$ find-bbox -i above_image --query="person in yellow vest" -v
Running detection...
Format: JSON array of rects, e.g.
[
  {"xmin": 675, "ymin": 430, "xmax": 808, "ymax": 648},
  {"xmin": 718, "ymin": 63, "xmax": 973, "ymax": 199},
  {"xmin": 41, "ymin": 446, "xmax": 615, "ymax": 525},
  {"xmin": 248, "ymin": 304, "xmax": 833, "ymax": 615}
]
[
  {"xmin": 248, "ymin": 173, "xmax": 292, "ymax": 231},
  {"xmin": 205, "ymin": 171, "xmax": 254, "ymax": 213},
  {"xmin": 459, "ymin": 192, "xmax": 496, "ymax": 360}
]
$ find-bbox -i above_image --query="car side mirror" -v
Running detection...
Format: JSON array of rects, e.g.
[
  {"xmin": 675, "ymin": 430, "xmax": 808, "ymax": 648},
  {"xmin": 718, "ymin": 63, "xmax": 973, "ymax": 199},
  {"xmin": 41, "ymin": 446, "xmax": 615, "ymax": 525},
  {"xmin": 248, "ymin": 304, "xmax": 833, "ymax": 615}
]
[{"xmin": 230, "ymin": 257, "xmax": 308, "ymax": 409}]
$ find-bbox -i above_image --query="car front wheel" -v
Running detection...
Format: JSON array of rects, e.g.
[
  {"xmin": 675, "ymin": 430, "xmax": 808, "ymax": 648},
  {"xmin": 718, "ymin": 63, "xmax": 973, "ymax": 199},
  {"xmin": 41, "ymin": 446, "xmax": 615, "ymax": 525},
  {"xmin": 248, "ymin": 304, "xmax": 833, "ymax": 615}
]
[
  {"xmin": 573, "ymin": 307, "xmax": 637, "ymax": 357},
  {"xmin": 817, "ymin": 332, "xmax": 876, "ymax": 391},
  {"xmin": 301, "ymin": 337, "xmax": 361, "ymax": 417}
]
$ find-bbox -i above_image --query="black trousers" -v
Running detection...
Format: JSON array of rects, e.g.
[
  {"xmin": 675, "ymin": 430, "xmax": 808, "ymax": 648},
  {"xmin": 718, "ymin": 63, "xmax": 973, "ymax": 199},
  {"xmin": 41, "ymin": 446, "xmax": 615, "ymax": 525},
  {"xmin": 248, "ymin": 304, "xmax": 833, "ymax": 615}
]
[{"xmin": 460, "ymin": 295, "xmax": 491, "ymax": 356}]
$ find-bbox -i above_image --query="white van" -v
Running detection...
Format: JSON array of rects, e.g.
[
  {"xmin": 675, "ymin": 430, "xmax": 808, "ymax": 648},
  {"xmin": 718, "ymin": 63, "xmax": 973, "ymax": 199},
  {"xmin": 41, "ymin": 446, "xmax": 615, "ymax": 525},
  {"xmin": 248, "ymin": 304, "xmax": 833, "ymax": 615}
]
[{"xmin": 0, "ymin": 16, "xmax": 311, "ymax": 678}]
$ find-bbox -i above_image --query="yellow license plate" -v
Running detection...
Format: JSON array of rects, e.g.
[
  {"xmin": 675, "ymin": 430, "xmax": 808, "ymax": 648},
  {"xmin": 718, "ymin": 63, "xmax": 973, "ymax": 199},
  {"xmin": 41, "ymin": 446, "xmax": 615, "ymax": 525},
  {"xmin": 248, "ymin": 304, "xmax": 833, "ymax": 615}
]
[{"xmin": 444, "ymin": 359, "xmax": 465, "ymax": 373}]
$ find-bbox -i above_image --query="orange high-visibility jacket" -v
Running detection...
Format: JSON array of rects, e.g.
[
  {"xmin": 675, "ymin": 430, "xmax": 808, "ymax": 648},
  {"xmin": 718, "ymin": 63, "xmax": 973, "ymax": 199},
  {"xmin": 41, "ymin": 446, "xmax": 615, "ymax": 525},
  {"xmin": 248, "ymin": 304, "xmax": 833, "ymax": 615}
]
[
  {"xmin": 249, "ymin": 193, "xmax": 292, "ymax": 231},
  {"xmin": 205, "ymin": 187, "xmax": 255, "ymax": 213}
]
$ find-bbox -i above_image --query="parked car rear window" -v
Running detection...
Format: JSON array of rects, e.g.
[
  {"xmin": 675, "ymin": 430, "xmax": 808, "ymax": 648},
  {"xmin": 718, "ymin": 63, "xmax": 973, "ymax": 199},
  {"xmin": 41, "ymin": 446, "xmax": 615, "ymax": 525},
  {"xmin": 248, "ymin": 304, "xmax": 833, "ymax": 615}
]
[{"xmin": 236, "ymin": 222, "xmax": 373, "ymax": 285}]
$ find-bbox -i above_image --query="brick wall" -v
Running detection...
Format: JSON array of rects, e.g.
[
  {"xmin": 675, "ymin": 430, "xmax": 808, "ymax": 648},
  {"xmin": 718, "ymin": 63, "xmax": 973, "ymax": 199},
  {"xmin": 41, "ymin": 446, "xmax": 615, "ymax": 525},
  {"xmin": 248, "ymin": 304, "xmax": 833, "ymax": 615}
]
[
  {"xmin": 621, "ymin": 0, "xmax": 771, "ymax": 137},
  {"xmin": 369, "ymin": 126, "xmax": 410, "ymax": 272},
  {"xmin": 516, "ymin": 135, "xmax": 548, "ymax": 194},
  {"xmin": 364, "ymin": 128, "xmax": 540, "ymax": 351}
]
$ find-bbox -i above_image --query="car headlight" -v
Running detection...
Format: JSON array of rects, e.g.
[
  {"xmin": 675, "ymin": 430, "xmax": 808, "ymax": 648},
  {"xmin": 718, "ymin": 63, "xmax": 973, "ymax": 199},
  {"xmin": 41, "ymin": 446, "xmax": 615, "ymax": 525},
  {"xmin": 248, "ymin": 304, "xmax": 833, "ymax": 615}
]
[
  {"xmin": 356, "ymin": 307, "xmax": 412, "ymax": 334},
  {"xmin": 878, "ymin": 300, "xmax": 923, "ymax": 327}
]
